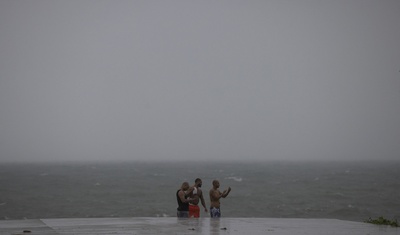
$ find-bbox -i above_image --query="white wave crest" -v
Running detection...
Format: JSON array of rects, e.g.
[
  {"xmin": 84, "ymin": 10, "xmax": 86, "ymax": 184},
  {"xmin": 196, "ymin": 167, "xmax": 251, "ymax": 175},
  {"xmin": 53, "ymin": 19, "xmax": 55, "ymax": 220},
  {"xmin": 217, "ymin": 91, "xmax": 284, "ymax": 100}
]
[{"xmin": 226, "ymin": 176, "xmax": 243, "ymax": 182}]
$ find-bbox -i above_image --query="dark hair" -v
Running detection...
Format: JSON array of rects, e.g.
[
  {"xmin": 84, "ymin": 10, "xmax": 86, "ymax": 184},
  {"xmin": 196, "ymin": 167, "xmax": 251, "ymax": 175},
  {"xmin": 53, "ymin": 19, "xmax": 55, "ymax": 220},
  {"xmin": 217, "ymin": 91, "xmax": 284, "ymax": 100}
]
[{"xmin": 195, "ymin": 178, "xmax": 201, "ymax": 183}]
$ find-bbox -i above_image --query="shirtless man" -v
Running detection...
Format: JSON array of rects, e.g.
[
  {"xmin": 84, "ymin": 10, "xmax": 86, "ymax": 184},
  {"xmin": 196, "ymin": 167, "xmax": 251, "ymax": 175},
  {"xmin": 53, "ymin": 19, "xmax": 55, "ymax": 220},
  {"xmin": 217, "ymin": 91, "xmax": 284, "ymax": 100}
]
[
  {"xmin": 209, "ymin": 180, "xmax": 231, "ymax": 218},
  {"xmin": 189, "ymin": 178, "xmax": 208, "ymax": 218}
]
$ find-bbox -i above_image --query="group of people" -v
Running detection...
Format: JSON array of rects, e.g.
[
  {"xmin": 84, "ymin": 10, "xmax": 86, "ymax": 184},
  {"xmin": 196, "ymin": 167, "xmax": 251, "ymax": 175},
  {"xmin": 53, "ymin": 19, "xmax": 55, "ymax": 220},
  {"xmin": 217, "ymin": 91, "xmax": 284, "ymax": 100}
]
[{"xmin": 176, "ymin": 178, "xmax": 231, "ymax": 218}]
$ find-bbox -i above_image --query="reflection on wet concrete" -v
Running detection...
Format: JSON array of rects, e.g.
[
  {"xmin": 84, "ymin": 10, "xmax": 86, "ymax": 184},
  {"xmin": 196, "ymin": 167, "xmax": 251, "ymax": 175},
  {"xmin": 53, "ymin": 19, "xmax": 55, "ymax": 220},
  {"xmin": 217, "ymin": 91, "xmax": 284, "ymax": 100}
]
[{"xmin": 0, "ymin": 217, "xmax": 398, "ymax": 235}]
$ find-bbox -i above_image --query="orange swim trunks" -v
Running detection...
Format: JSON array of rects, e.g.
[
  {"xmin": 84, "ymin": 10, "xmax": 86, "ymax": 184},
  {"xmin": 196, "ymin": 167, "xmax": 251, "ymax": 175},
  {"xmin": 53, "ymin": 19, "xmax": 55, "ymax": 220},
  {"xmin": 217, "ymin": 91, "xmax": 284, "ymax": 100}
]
[{"xmin": 189, "ymin": 204, "xmax": 200, "ymax": 218}]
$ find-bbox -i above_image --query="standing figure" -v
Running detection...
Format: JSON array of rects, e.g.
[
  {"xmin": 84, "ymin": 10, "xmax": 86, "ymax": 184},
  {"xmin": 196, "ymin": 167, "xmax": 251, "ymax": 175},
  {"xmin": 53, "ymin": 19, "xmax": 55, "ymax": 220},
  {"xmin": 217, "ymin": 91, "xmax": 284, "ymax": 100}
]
[
  {"xmin": 176, "ymin": 182, "xmax": 194, "ymax": 218},
  {"xmin": 189, "ymin": 178, "xmax": 208, "ymax": 218},
  {"xmin": 209, "ymin": 180, "xmax": 231, "ymax": 218}
]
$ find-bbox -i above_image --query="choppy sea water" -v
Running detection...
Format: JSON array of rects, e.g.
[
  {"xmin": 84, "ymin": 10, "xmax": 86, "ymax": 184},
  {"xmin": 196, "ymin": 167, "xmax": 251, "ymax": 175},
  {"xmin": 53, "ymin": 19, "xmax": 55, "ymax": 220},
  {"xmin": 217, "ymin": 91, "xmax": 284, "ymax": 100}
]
[{"xmin": 0, "ymin": 160, "xmax": 399, "ymax": 222}]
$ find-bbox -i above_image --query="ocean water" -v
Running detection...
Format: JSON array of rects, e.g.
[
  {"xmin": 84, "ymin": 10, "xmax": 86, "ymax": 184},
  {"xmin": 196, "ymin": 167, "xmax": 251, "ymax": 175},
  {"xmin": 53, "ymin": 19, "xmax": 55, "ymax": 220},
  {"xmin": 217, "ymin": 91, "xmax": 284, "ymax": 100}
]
[{"xmin": 0, "ymin": 160, "xmax": 399, "ymax": 222}]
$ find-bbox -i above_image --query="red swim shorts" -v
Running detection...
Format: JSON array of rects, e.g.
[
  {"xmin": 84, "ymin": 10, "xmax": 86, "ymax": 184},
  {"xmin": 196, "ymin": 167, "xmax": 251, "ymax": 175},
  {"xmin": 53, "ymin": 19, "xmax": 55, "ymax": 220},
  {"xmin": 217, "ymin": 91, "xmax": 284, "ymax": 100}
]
[{"xmin": 189, "ymin": 204, "xmax": 200, "ymax": 218}]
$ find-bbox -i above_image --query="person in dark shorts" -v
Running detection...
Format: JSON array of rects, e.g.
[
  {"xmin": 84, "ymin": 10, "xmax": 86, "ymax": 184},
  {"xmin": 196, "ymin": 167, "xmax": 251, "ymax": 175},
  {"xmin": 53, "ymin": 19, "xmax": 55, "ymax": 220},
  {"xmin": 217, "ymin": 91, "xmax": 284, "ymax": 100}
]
[{"xmin": 176, "ymin": 182, "xmax": 194, "ymax": 218}]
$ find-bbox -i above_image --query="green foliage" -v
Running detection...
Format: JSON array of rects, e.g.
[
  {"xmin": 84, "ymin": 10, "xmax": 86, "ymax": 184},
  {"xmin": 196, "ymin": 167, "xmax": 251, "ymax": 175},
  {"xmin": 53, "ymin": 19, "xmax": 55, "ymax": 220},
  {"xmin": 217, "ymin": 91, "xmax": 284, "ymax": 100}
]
[{"xmin": 365, "ymin": 217, "xmax": 398, "ymax": 227}]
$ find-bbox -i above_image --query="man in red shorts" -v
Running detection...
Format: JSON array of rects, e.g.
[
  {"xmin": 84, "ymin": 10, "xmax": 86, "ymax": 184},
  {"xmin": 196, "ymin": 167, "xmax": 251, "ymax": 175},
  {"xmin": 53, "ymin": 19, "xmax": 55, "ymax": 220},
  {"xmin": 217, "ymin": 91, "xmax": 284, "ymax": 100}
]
[{"xmin": 189, "ymin": 178, "xmax": 208, "ymax": 218}]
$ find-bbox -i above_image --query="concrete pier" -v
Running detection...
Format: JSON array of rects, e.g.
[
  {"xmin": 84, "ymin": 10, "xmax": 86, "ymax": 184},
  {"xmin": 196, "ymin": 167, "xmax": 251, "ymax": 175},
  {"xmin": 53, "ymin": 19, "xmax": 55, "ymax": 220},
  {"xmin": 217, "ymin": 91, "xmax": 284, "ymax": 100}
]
[{"xmin": 0, "ymin": 217, "xmax": 398, "ymax": 235}]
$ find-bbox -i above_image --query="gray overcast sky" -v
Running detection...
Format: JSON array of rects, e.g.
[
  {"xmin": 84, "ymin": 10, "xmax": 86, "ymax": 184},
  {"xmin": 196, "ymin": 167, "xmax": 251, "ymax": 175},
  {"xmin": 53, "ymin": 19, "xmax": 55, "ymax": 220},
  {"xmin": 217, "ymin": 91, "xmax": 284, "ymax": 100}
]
[{"xmin": 0, "ymin": 0, "xmax": 399, "ymax": 162}]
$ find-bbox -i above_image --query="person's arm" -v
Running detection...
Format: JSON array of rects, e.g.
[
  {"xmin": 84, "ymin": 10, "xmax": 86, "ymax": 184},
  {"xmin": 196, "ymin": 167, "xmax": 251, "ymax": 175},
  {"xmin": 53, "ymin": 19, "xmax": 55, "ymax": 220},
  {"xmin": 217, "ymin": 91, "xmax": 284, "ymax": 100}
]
[
  {"xmin": 178, "ymin": 190, "xmax": 192, "ymax": 203},
  {"xmin": 200, "ymin": 193, "xmax": 208, "ymax": 212},
  {"xmin": 221, "ymin": 187, "xmax": 231, "ymax": 198},
  {"xmin": 187, "ymin": 186, "xmax": 195, "ymax": 195}
]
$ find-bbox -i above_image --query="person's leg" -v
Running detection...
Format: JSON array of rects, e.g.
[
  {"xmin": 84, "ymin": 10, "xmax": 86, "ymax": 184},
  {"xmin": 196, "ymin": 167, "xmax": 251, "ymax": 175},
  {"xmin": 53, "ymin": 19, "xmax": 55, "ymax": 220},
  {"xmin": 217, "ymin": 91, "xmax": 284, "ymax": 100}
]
[
  {"xmin": 193, "ymin": 205, "xmax": 200, "ymax": 218},
  {"xmin": 177, "ymin": 211, "xmax": 189, "ymax": 218},
  {"xmin": 189, "ymin": 205, "xmax": 195, "ymax": 218},
  {"xmin": 210, "ymin": 207, "xmax": 221, "ymax": 218}
]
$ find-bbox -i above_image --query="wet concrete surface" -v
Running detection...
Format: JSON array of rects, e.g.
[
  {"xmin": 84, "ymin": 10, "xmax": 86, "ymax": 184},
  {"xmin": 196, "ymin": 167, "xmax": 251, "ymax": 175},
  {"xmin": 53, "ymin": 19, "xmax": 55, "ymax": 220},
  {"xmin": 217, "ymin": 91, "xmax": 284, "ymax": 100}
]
[{"xmin": 1, "ymin": 217, "xmax": 399, "ymax": 235}]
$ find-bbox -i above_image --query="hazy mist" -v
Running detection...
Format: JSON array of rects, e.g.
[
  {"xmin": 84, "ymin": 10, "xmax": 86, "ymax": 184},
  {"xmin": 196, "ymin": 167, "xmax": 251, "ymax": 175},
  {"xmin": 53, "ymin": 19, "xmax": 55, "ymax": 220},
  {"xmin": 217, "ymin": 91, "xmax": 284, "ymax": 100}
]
[{"xmin": 1, "ymin": 0, "xmax": 399, "ymax": 162}]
